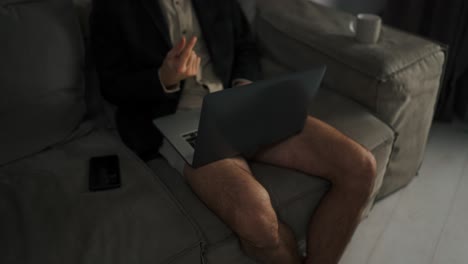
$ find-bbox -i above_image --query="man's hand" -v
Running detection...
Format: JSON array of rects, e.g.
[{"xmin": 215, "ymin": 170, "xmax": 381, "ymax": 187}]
[{"xmin": 160, "ymin": 36, "xmax": 202, "ymax": 88}]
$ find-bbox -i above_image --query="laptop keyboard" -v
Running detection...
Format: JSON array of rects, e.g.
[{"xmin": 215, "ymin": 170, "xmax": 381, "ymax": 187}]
[{"xmin": 182, "ymin": 131, "xmax": 198, "ymax": 148}]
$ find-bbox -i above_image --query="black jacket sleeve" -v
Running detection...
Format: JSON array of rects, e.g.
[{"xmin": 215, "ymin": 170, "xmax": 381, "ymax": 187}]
[
  {"xmin": 90, "ymin": 0, "xmax": 174, "ymax": 107},
  {"xmin": 230, "ymin": 0, "xmax": 261, "ymax": 82}
]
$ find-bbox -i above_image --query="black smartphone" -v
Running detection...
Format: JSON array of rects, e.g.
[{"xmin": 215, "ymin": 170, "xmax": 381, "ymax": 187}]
[{"xmin": 89, "ymin": 155, "xmax": 121, "ymax": 191}]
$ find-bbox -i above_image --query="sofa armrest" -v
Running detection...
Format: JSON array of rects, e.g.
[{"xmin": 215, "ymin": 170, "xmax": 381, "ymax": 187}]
[
  {"xmin": 255, "ymin": 0, "xmax": 445, "ymax": 197},
  {"xmin": 256, "ymin": 0, "xmax": 445, "ymax": 113}
]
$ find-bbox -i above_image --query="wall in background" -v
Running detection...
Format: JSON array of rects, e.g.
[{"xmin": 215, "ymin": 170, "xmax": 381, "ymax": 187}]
[{"xmin": 310, "ymin": 0, "xmax": 387, "ymax": 14}]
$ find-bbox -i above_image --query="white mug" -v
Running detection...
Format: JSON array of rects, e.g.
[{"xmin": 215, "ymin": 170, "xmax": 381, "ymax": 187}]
[{"xmin": 349, "ymin": 14, "xmax": 382, "ymax": 44}]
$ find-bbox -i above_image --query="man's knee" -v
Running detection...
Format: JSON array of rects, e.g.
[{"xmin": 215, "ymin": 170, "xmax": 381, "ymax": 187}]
[
  {"xmin": 238, "ymin": 212, "xmax": 281, "ymax": 250},
  {"xmin": 338, "ymin": 148, "xmax": 377, "ymax": 200},
  {"xmin": 185, "ymin": 163, "xmax": 281, "ymax": 249},
  {"xmin": 358, "ymin": 150, "xmax": 377, "ymax": 193}
]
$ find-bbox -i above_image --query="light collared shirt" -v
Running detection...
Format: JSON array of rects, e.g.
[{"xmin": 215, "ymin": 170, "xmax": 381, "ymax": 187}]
[{"xmin": 158, "ymin": 0, "xmax": 224, "ymax": 111}]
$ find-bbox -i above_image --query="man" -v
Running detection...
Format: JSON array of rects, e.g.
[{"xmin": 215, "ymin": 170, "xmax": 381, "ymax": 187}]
[{"xmin": 91, "ymin": 0, "xmax": 376, "ymax": 263}]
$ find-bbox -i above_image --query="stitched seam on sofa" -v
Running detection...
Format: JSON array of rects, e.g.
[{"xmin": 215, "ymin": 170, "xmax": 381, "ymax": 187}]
[
  {"xmin": 259, "ymin": 15, "xmax": 442, "ymax": 81},
  {"xmin": 205, "ymin": 227, "xmax": 232, "ymax": 247},
  {"xmin": 370, "ymin": 137, "xmax": 392, "ymax": 155},
  {"xmin": 369, "ymin": 138, "xmax": 394, "ymax": 182},
  {"xmin": 376, "ymin": 64, "xmax": 441, "ymax": 128},
  {"xmin": 367, "ymin": 136, "xmax": 395, "ymax": 156},
  {"xmin": 0, "ymin": 135, "xmax": 81, "ymax": 168},
  {"xmin": 375, "ymin": 79, "xmax": 408, "ymax": 128},
  {"xmin": 375, "ymin": 136, "xmax": 400, "ymax": 201},
  {"xmin": 204, "ymin": 235, "xmax": 238, "ymax": 252},
  {"xmin": 382, "ymin": 51, "xmax": 445, "ymax": 86},
  {"xmin": 374, "ymin": 75, "xmax": 381, "ymax": 114},
  {"xmin": 373, "ymin": 78, "xmax": 400, "ymax": 131},
  {"xmin": 0, "ymin": 114, "xmax": 93, "ymax": 168},
  {"xmin": 162, "ymin": 241, "xmax": 204, "ymax": 264},
  {"xmin": 383, "ymin": 53, "xmax": 445, "ymax": 98},
  {"xmin": 9, "ymin": 118, "xmax": 95, "ymax": 163},
  {"xmin": 145, "ymin": 158, "xmax": 208, "ymax": 243}
]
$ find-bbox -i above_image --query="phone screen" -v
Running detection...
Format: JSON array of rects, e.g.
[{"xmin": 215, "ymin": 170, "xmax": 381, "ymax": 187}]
[{"xmin": 89, "ymin": 155, "xmax": 121, "ymax": 191}]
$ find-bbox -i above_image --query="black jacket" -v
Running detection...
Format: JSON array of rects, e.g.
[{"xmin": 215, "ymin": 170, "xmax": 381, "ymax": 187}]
[{"xmin": 91, "ymin": 0, "xmax": 260, "ymax": 159}]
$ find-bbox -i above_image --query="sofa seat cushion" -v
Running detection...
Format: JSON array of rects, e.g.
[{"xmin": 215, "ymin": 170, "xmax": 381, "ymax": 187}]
[
  {"xmin": 147, "ymin": 88, "xmax": 394, "ymax": 254},
  {"xmin": 0, "ymin": 128, "xmax": 203, "ymax": 264}
]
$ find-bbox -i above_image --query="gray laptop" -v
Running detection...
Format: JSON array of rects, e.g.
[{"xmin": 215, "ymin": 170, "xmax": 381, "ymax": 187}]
[{"xmin": 153, "ymin": 67, "xmax": 326, "ymax": 168}]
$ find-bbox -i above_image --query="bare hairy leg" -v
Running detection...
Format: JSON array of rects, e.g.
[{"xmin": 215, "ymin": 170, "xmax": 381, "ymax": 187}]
[
  {"xmin": 254, "ymin": 116, "xmax": 377, "ymax": 264},
  {"xmin": 183, "ymin": 157, "xmax": 302, "ymax": 264}
]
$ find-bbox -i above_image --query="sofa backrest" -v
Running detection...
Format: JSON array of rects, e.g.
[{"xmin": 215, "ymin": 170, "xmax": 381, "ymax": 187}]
[
  {"xmin": 238, "ymin": 0, "xmax": 256, "ymax": 25},
  {"xmin": 0, "ymin": 0, "xmax": 87, "ymax": 165}
]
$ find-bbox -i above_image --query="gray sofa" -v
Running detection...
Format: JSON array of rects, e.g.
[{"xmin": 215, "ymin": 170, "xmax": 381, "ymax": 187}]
[{"xmin": 0, "ymin": 0, "xmax": 444, "ymax": 263}]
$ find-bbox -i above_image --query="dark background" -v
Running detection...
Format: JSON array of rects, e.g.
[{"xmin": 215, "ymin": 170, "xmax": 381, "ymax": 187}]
[{"xmin": 384, "ymin": 0, "xmax": 468, "ymax": 123}]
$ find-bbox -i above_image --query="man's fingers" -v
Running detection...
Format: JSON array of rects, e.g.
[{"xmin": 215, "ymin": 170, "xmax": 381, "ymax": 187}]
[
  {"xmin": 183, "ymin": 52, "xmax": 195, "ymax": 74},
  {"xmin": 167, "ymin": 37, "xmax": 186, "ymax": 58},
  {"xmin": 188, "ymin": 54, "xmax": 195, "ymax": 75},
  {"xmin": 177, "ymin": 37, "xmax": 197, "ymax": 72},
  {"xmin": 190, "ymin": 55, "xmax": 199, "ymax": 76},
  {"xmin": 175, "ymin": 37, "xmax": 187, "ymax": 55},
  {"xmin": 193, "ymin": 57, "xmax": 200, "ymax": 76},
  {"xmin": 192, "ymin": 55, "xmax": 200, "ymax": 76}
]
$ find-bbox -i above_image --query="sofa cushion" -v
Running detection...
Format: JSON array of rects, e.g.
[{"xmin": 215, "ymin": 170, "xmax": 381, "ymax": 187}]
[
  {"xmin": 148, "ymin": 88, "xmax": 394, "ymax": 254},
  {"xmin": 0, "ymin": 129, "xmax": 204, "ymax": 264},
  {"xmin": 0, "ymin": 0, "xmax": 87, "ymax": 165}
]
